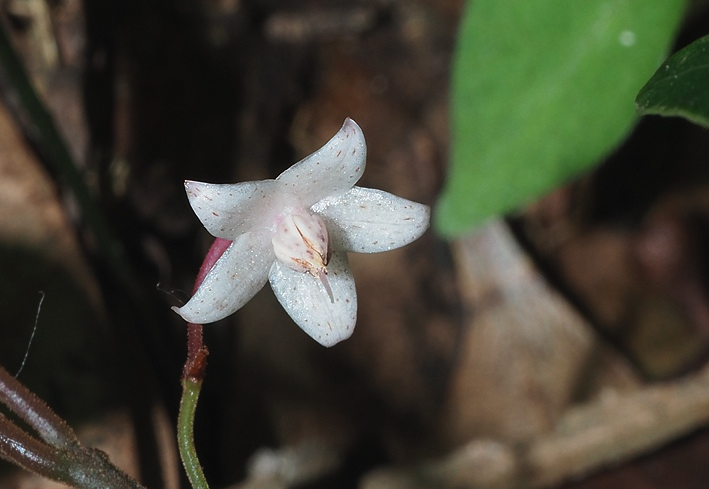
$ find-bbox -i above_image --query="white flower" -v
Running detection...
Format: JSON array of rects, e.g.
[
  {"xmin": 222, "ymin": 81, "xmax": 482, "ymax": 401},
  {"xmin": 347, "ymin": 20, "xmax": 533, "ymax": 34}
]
[{"xmin": 173, "ymin": 118, "xmax": 430, "ymax": 347}]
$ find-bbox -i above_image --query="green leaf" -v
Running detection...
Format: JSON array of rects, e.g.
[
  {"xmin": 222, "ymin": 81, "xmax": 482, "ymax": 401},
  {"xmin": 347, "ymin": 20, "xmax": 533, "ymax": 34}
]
[
  {"xmin": 436, "ymin": 0, "xmax": 686, "ymax": 237},
  {"xmin": 637, "ymin": 34, "xmax": 709, "ymax": 128}
]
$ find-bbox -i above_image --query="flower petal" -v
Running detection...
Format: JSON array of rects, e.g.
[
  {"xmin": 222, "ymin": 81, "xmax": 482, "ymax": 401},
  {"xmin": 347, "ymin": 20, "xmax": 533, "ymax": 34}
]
[
  {"xmin": 173, "ymin": 232, "xmax": 274, "ymax": 323},
  {"xmin": 276, "ymin": 118, "xmax": 366, "ymax": 206},
  {"xmin": 269, "ymin": 252, "xmax": 357, "ymax": 347},
  {"xmin": 184, "ymin": 180, "xmax": 284, "ymax": 239},
  {"xmin": 311, "ymin": 187, "xmax": 430, "ymax": 253}
]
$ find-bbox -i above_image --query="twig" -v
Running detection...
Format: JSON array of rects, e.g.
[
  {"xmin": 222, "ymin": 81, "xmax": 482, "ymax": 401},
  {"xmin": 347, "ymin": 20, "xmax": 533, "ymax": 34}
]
[
  {"xmin": 0, "ymin": 364, "xmax": 147, "ymax": 489},
  {"xmin": 0, "ymin": 364, "xmax": 77, "ymax": 449},
  {"xmin": 0, "ymin": 412, "xmax": 67, "ymax": 481}
]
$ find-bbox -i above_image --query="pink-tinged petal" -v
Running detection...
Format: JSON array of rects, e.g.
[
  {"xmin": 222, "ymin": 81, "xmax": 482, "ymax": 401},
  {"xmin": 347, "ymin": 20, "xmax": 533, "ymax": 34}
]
[
  {"xmin": 268, "ymin": 252, "xmax": 357, "ymax": 347},
  {"xmin": 311, "ymin": 187, "xmax": 430, "ymax": 253},
  {"xmin": 173, "ymin": 232, "xmax": 274, "ymax": 323},
  {"xmin": 184, "ymin": 180, "xmax": 285, "ymax": 239},
  {"xmin": 194, "ymin": 238, "xmax": 232, "ymax": 292},
  {"xmin": 276, "ymin": 118, "xmax": 366, "ymax": 206}
]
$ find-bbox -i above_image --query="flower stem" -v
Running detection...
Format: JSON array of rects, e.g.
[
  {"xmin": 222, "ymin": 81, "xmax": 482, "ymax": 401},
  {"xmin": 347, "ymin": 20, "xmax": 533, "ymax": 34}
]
[
  {"xmin": 177, "ymin": 237, "xmax": 230, "ymax": 489},
  {"xmin": 183, "ymin": 237, "xmax": 230, "ymax": 379},
  {"xmin": 178, "ymin": 377, "xmax": 210, "ymax": 489}
]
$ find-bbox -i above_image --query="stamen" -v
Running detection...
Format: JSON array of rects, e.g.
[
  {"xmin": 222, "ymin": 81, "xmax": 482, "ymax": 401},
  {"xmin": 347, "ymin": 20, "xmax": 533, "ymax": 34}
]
[{"xmin": 317, "ymin": 268, "xmax": 334, "ymax": 303}]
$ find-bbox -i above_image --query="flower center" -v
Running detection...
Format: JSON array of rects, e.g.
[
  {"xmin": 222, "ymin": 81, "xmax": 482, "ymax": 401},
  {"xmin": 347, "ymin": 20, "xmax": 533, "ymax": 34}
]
[{"xmin": 272, "ymin": 209, "xmax": 333, "ymax": 302}]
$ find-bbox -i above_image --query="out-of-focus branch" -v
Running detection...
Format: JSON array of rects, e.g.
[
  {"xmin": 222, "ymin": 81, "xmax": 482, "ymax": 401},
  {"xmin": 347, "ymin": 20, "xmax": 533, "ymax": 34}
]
[
  {"xmin": 361, "ymin": 360, "xmax": 709, "ymax": 489},
  {"xmin": 0, "ymin": 21, "xmax": 127, "ymax": 279}
]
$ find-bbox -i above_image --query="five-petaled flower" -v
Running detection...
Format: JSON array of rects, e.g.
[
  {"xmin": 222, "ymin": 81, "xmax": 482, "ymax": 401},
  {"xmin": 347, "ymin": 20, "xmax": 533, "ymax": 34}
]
[{"xmin": 173, "ymin": 118, "xmax": 430, "ymax": 347}]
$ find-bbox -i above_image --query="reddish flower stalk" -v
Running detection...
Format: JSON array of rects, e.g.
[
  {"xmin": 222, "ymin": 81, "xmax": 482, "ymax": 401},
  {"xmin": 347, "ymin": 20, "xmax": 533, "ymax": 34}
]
[
  {"xmin": 182, "ymin": 237, "xmax": 232, "ymax": 381},
  {"xmin": 177, "ymin": 237, "xmax": 232, "ymax": 489}
]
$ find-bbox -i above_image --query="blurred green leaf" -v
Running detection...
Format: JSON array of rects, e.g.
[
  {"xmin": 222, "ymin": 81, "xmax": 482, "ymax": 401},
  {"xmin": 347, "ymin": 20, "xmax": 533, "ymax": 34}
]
[
  {"xmin": 637, "ymin": 34, "xmax": 709, "ymax": 128},
  {"xmin": 436, "ymin": 0, "xmax": 686, "ymax": 237}
]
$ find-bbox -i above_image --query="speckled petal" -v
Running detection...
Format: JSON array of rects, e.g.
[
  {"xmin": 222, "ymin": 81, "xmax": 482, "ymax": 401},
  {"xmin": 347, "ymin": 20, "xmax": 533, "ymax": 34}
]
[
  {"xmin": 184, "ymin": 180, "xmax": 283, "ymax": 239},
  {"xmin": 311, "ymin": 186, "xmax": 430, "ymax": 253},
  {"xmin": 173, "ymin": 232, "xmax": 274, "ymax": 323},
  {"xmin": 276, "ymin": 118, "xmax": 366, "ymax": 207},
  {"xmin": 269, "ymin": 252, "xmax": 357, "ymax": 347}
]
